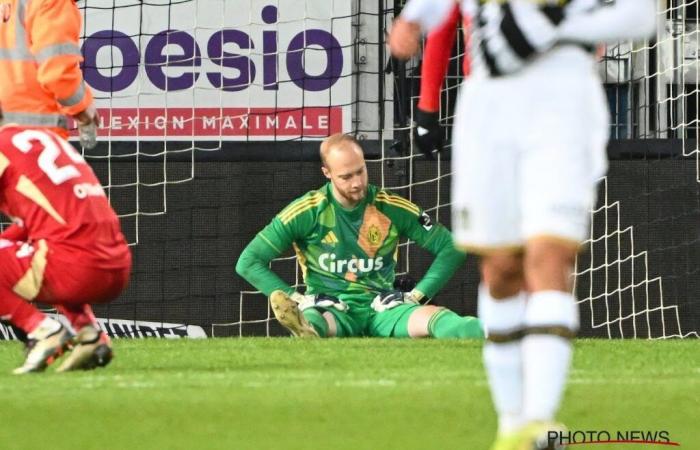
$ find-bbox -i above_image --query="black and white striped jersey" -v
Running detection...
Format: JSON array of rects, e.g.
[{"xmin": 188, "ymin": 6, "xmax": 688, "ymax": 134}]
[
  {"xmin": 470, "ymin": 0, "xmax": 601, "ymax": 77},
  {"xmin": 401, "ymin": 0, "xmax": 656, "ymax": 78}
]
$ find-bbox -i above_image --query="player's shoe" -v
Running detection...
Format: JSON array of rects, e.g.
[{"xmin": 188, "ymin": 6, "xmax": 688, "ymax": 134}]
[
  {"xmin": 56, "ymin": 325, "xmax": 113, "ymax": 372},
  {"xmin": 515, "ymin": 421, "xmax": 568, "ymax": 450},
  {"xmin": 270, "ymin": 290, "xmax": 319, "ymax": 337},
  {"xmin": 489, "ymin": 432, "xmax": 521, "ymax": 450},
  {"xmin": 12, "ymin": 322, "xmax": 72, "ymax": 374}
]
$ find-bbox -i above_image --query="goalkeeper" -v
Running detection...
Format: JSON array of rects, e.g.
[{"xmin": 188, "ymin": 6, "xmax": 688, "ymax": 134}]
[{"xmin": 236, "ymin": 133, "xmax": 483, "ymax": 339}]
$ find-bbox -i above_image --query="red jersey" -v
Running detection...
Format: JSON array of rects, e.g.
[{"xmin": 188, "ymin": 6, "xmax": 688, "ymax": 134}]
[{"xmin": 0, "ymin": 125, "xmax": 129, "ymax": 268}]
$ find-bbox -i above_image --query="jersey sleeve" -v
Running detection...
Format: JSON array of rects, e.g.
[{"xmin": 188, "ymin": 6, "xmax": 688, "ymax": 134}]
[
  {"xmin": 417, "ymin": 5, "xmax": 460, "ymax": 113},
  {"xmin": 235, "ymin": 196, "xmax": 316, "ymax": 297},
  {"xmin": 27, "ymin": 0, "xmax": 94, "ymax": 116},
  {"xmin": 386, "ymin": 196, "xmax": 466, "ymax": 299},
  {"xmin": 557, "ymin": 0, "xmax": 656, "ymax": 44}
]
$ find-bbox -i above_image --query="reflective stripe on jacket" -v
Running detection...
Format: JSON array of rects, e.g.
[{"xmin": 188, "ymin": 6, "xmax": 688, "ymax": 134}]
[{"xmin": 0, "ymin": 0, "xmax": 93, "ymax": 134}]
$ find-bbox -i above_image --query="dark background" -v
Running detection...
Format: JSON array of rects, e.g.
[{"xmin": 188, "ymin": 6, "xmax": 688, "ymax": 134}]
[{"xmin": 84, "ymin": 141, "xmax": 699, "ymax": 339}]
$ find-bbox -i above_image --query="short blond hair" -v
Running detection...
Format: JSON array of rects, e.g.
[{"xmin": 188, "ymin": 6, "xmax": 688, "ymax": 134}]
[{"xmin": 320, "ymin": 133, "xmax": 362, "ymax": 167}]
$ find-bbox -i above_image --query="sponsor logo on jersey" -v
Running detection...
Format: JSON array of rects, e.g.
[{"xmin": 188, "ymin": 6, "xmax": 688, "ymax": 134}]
[
  {"xmin": 367, "ymin": 224, "xmax": 381, "ymax": 246},
  {"xmin": 419, "ymin": 211, "xmax": 433, "ymax": 231},
  {"xmin": 318, "ymin": 252, "xmax": 384, "ymax": 274},
  {"xmin": 73, "ymin": 183, "xmax": 107, "ymax": 199}
]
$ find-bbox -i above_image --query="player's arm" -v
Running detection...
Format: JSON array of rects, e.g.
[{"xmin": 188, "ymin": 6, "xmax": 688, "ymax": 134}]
[
  {"xmin": 236, "ymin": 217, "xmax": 297, "ymax": 297},
  {"xmin": 417, "ymin": 6, "xmax": 460, "ymax": 114},
  {"xmin": 400, "ymin": 0, "xmax": 456, "ymax": 33},
  {"xmin": 388, "ymin": 0, "xmax": 456, "ymax": 59},
  {"xmin": 27, "ymin": 0, "xmax": 98, "ymax": 147},
  {"xmin": 557, "ymin": 0, "xmax": 656, "ymax": 44},
  {"xmin": 413, "ymin": 5, "xmax": 461, "ymax": 160},
  {"xmin": 389, "ymin": 199, "xmax": 466, "ymax": 300}
]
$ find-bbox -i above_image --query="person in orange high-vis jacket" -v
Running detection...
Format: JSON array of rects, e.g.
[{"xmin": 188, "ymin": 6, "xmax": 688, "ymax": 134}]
[{"xmin": 0, "ymin": 0, "xmax": 98, "ymax": 148}]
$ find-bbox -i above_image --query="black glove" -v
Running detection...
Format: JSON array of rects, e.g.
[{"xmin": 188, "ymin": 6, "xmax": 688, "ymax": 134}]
[
  {"xmin": 413, "ymin": 108, "xmax": 443, "ymax": 160},
  {"xmin": 393, "ymin": 274, "xmax": 417, "ymax": 292}
]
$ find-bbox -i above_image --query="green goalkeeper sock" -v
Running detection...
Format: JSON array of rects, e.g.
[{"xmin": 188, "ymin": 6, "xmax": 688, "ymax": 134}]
[
  {"xmin": 429, "ymin": 309, "xmax": 484, "ymax": 339},
  {"xmin": 302, "ymin": 308, "xmax": 328, "ymax": 337}
]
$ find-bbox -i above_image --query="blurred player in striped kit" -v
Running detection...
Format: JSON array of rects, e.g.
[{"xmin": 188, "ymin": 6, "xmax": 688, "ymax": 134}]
[
  {"xmin": 389, "ymin": 1, "xmax": 656, "ymax": 449},
  {"xmin": 237, "ymin": 133, "xmax": 483, "ymax": 340}
]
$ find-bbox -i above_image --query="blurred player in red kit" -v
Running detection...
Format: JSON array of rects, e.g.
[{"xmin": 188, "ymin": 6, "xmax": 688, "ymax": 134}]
[{"xmin": 0, "ymin": 111, "xmax": 131, "ymax": 374}]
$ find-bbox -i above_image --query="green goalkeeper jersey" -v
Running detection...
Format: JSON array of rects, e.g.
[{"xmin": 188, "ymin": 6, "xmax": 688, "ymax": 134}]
[{"xmin": 236, "ymin": 183, "xmax": 465, "ymax": 306}]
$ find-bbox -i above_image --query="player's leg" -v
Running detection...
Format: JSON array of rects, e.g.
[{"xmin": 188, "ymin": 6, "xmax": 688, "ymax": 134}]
[
  {"xmin": 398, "ymin": 305, "xmax": 483, "ymax": 338},
  {"xmin": 479, "ymin": 252, "xmax": 528, "ymax": 442},
  {"xmin": 0, "ymin": 240, "xmax": 71, "ymax": 373},
  {"xmin": 516, "ymin": 71, "xmax": 608, "ymax": 445},
  {"xmin": 300, "ymin": 307, "xmax": 361, "ymax": 337},
  {"xmin": 38, "ymin": 259, "xmax": 130, "ymax": 372},
  {"xmin": 366, "ymin": 303, "xmax": 416, "ymax": 337},
  {"xmin": 451, "ymin": 79, "xmax": 528, "ymax": 444}
]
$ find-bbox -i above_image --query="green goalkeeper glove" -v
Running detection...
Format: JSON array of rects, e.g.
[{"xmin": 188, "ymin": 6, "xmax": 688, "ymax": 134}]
[
  {"xmin": 290, "ymin": 292, "xmax": 349, "ymax": 312},
  {"xmin": 370, "ymin": 289, "xmax": 424, "ymax": 313}
]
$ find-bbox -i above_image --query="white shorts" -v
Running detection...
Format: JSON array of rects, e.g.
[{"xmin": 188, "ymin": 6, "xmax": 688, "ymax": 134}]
[{"xmin": 451, "ymin": 53, "xmax": 609, "ymax": 251}]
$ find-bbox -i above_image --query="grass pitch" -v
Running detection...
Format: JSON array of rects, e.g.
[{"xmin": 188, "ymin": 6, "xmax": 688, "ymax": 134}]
[{"xmin": 0, "ymin": 339, "xmax": 696, "ymax": 450}]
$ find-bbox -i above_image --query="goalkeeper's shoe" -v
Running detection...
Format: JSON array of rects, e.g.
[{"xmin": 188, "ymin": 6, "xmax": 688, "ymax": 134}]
[
  {"xmin": 515, "ymin": 421, "xmax": 568, "ymax": 450},
  {"xmin": 57, "ymin": 325, "xmax": 113, "ymax": 372},
  {"xmin": 13, "ymin": 320, "xmax": 72, "ymax": 374},
  {"xmin": 270, "ymin": 290, "xmax": 319, "ymax": 338}
]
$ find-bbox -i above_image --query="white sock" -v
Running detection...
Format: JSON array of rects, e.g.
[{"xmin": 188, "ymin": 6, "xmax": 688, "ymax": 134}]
[
  {"xmin": 522, "ymin": 290, "xmax": 579, "ymax": 423},
  {"xmin": 28, "ymin": 316, "xmax": 61, "ymax": 340},
  {"xmin": 479, "ymin": 284, "xmax": 527, "ymax": 434}
]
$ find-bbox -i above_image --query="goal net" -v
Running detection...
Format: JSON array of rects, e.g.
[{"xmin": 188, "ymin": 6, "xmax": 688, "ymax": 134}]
[{"xmin": 1, "ymin": 0, "xmax": 698, "ymax": 339}]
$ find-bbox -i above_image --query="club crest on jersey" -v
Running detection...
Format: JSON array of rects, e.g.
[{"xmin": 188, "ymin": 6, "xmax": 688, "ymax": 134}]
[
  {"xmin": 318, "ymin": 253, "xmax": 384, "ymax": 274},
  {"xmin": 367, "ymin": 224, "xmax": 382, "ymax": 246},
  {"xmin": 1, "ymin": 3, "xmax": 11, "ymax": 23},
  {"xmin": 419, "ymin": 211, "xmax": 433, "ymax": 231}
]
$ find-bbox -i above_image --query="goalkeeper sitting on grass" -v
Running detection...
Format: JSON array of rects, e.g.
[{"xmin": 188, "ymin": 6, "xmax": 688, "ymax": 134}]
[{"xmin": 236, "ymin": 133, "xmax": 483, "ymax": 339}]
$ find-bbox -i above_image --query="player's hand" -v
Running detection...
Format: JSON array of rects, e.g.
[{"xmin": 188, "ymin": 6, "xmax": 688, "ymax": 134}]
[
  {"xmin": 413, "ymin": 108, "xmax": 443, "ymax": 160},
  {"xmin": 291, "ymin": 292, "xmax": 349, "ymax": 312},
  {"xmin": 73, "ymin": 103, "xmax": 99, "ymax": 149},
  {"xmin": 388, "ymin": 17, "xmax": 421, "ymax": 60},
  {"xmin": 371, "ymin": 290, "xmax": 423, "ymax": 313}
]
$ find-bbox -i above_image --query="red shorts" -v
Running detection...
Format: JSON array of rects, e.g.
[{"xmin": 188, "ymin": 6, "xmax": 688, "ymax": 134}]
[{"xmin": 0, "ymin": 238, "xmax": 131, "ymax": 305}]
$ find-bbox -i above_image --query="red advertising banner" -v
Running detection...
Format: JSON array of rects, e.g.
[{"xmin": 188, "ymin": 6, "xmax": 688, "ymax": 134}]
[{"xmin": 69, "ymin": 107, "xmax": 343, "ymax": 139}]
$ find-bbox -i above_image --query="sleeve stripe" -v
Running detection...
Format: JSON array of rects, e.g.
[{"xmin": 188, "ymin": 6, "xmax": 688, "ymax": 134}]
[
  {"xmin": 279, "ymin": 195, "xmax": 323, "ymax": 222},
  {"xmin": 279, "ymin": 192, "xmax": 324, "ymax": 218},
  {"xmin": 375, "ymin": 192, "xmax": 420, "ymax": 215},
  {"xmin": 279, "ymin": 196, "xmax": 325, "ymax": 224},
  {"xmin": 58, "ymin": 81, "xmax": 87, "ymax": 107},
  {"xmin": 35, "ymin": 43, "xmax": 82, "ymax": 63},
  {"xmin": 259, "ymin": 233, "xmax": 282, "ymax": 253}
]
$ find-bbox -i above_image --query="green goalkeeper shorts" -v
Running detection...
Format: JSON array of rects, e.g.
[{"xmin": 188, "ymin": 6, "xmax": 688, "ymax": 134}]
[{"xmin": 310, "ymin": 303, "xmax": 421, "ymax": 337}]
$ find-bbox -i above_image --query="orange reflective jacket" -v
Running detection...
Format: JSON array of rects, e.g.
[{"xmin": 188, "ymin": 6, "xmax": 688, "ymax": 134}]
[{"xmin": 0, "ymin": 0, "xmax": 93, "ymax": 137}]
